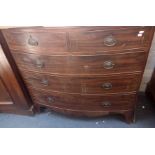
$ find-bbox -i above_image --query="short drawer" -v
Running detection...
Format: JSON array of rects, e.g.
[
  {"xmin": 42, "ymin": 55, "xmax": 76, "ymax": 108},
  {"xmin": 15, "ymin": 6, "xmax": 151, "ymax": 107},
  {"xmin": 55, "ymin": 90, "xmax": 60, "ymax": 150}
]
[
  {"xmin": 12, "ymin": 50, "xmax": 147, "ymax": 75},
  {"xmin": 21, "ymin": 71, "xmax": 141, "ymax": 94},
  {"xmin": 2, "ymin": 28, "xmax": 68, "ymax": 53},
  {"xmin": 69, "ymin": 27, "xmax": 152, "ymax": 52},
  {"xmin": 30, "ymin": 89, "xmax": 136, "ymax": 111}
]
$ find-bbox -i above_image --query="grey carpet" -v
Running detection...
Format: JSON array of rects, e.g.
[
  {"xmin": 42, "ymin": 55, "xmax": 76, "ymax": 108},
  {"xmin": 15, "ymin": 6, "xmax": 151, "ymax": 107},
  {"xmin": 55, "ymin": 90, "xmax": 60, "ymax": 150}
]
[{"xmin": 0, "ymin": 94, "xmax": 155, "ymax": 128}]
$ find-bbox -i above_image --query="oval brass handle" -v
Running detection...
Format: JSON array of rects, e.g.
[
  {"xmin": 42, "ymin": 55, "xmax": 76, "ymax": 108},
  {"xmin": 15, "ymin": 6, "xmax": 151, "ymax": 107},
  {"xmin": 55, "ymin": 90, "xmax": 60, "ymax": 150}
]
[
  {"xmin": 40, "ymin": 79, "xmax": 49, "ymax": 86},
  {"xmin": 103, "ymin": 61, "xmax": 115, "ymax": 69},
  {"xmin": 102, "ymin": 82, "xmax": 112, "ymax": 90},
  {"xmin": 103, "ymin": 35, "xmax": 117, "ymax": 47},
  {"xmin": 28, "ymin": 35, "xmax": 38, "ymax": 46},
  {"xmin": 47, "ymin": 97, "xmax": 54, "ymax": 103},
  {"xmin": 101, "ymin": 101, "xmax": 111, "ymax": 107},
  {"xmin": 35, "ymin": 59, "xmax": 44, "ymax": 68}
]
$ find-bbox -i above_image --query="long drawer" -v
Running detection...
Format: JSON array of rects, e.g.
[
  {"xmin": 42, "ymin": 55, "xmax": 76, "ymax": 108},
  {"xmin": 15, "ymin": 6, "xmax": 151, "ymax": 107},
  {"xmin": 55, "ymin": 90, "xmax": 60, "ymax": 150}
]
[
  {"xmin": 12, "ymin": 50, "xmax": 147, "ymax": 75},
  {"xmin": 2, "ymin": 27, "xmax": 152, "ymax": 55},
  {"xmin": 21, "ymin": 71, "xmax": 141, "ymax": 94},
  {"xmin": 30, "ymin": 89, "xmax": 136, "ymax": 111}
]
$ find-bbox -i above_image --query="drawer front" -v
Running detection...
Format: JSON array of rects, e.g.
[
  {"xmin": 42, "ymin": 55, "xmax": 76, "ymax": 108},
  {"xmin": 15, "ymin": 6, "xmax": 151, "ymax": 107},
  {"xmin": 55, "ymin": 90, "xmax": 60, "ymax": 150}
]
[
  {"xmin": 2, "ymin": 27, "xmax": 152, "ymax": 55},
  {"xmin": 21, "ymin": 71, "xmax": 141, "ymax": 94},
  {"xmin": 69, "ymin": 27, "xmax": 151, "ymax": 52},
  {"xmin": 12, "ymin": 51, "xmax": 147, "ymax": 75},
  {"xmin": 30, "ymin": 89, "xmax": 136, "ymax": 111},
  {"xmin": 2, "ymin": 29, "xmax": 68, "ymax": 53}
]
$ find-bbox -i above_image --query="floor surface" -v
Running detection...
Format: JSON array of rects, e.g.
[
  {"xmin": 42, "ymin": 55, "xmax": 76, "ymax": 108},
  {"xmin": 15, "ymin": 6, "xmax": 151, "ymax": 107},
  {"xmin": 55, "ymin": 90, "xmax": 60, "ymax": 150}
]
[{"xmin": 0, "ymin": 94, "xmax": 155, "ymax": 128}]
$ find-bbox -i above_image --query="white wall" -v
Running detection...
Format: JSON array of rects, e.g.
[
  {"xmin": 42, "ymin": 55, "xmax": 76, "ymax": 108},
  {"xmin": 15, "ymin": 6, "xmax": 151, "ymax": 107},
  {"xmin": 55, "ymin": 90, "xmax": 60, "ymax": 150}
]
[{"xmin": 140, "ymin": 33, "xmax": 155, "ymax": 91}]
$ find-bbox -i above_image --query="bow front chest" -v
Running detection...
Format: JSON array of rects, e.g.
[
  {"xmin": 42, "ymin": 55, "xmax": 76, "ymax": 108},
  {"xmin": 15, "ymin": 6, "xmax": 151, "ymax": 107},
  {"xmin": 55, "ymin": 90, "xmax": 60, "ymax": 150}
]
[{"xmin": 1, "ymin": 26, "xmax": 154, "ymax": 123}]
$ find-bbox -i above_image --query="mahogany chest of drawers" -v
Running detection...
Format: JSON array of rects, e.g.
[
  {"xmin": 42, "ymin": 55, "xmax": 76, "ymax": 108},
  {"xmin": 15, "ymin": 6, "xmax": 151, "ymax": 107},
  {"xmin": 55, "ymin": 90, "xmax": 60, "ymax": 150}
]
[{"xmin": 1, "ymin": 26, "xmax": 154, "ymax": 123}]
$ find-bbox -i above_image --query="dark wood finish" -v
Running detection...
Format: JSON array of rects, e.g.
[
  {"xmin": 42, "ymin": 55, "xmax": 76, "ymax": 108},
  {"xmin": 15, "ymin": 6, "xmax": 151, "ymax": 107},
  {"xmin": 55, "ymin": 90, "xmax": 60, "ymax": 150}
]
[
  {"xmin": 2, "ymin": 29, "xmax": 68, "ymax": 53},
  {"xmin": 30, "ymin": 88, "xmax": 136, "ymax": 110},
  {"xmin": 21, "ymin": 71, "xmax": 141, "ymax": 94},
  {"xmin": 1, "ymin": 26, "xmax": 154, "ymax": 123},
  {"xmin": 2, "ymin": 27, "xmax": 151, "ymax": 55},
  {"xmin": 36, "ymin": 103, "xmax": 135, "ymax": 123},
  {"xmin": 123, "ymin": 110, "xmax": 135, "ymax": 123},
  {"xmin": 0, "ymin": 31, "xmax": 33, "ymax": 115},
  {"xmin": 69, "ymin": 27, "xmax": 151, "ymax": 52},
  {"xmin": 0, "ymin": 78, "xmax": 12, "ymax": 104},
  {"xmin": 11, "ymin": 50, "xmax": 147, "ymax": 75}
]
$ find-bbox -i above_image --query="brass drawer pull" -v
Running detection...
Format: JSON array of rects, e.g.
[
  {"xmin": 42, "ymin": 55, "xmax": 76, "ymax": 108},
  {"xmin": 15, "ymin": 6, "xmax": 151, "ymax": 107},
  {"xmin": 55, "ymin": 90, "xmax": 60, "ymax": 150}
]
[
  {"xmin": 40, "ymin": 79, "xmax": 49, "ymax": 86},
  {"xmin": 35, "ymin": 59, "xmax": 44, "ymax": 68},
  {"xmin": 102, "ymin": 82, "xmax": 112, "ymax": 90},
  {"xmin": 28, "ymin": 35, "xmax": 38, "ymax": 46},
  {"xmin": 47, "ymin": 97, "xmax": 54, "ymax": 103},
  {"xmin": 103, "ymin": 35, "xmax": 117, "ymax": 47},
  {"xmin": 101, "ymin": 101, "xmax": 111, "ymax": 107},
  {"xmin": 23, "ymin": 57, "xmax": 44, "ymax": 68},
  {"xmin": 103, "ymin": 60, "xmax": 115, "ymax": 69}
]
